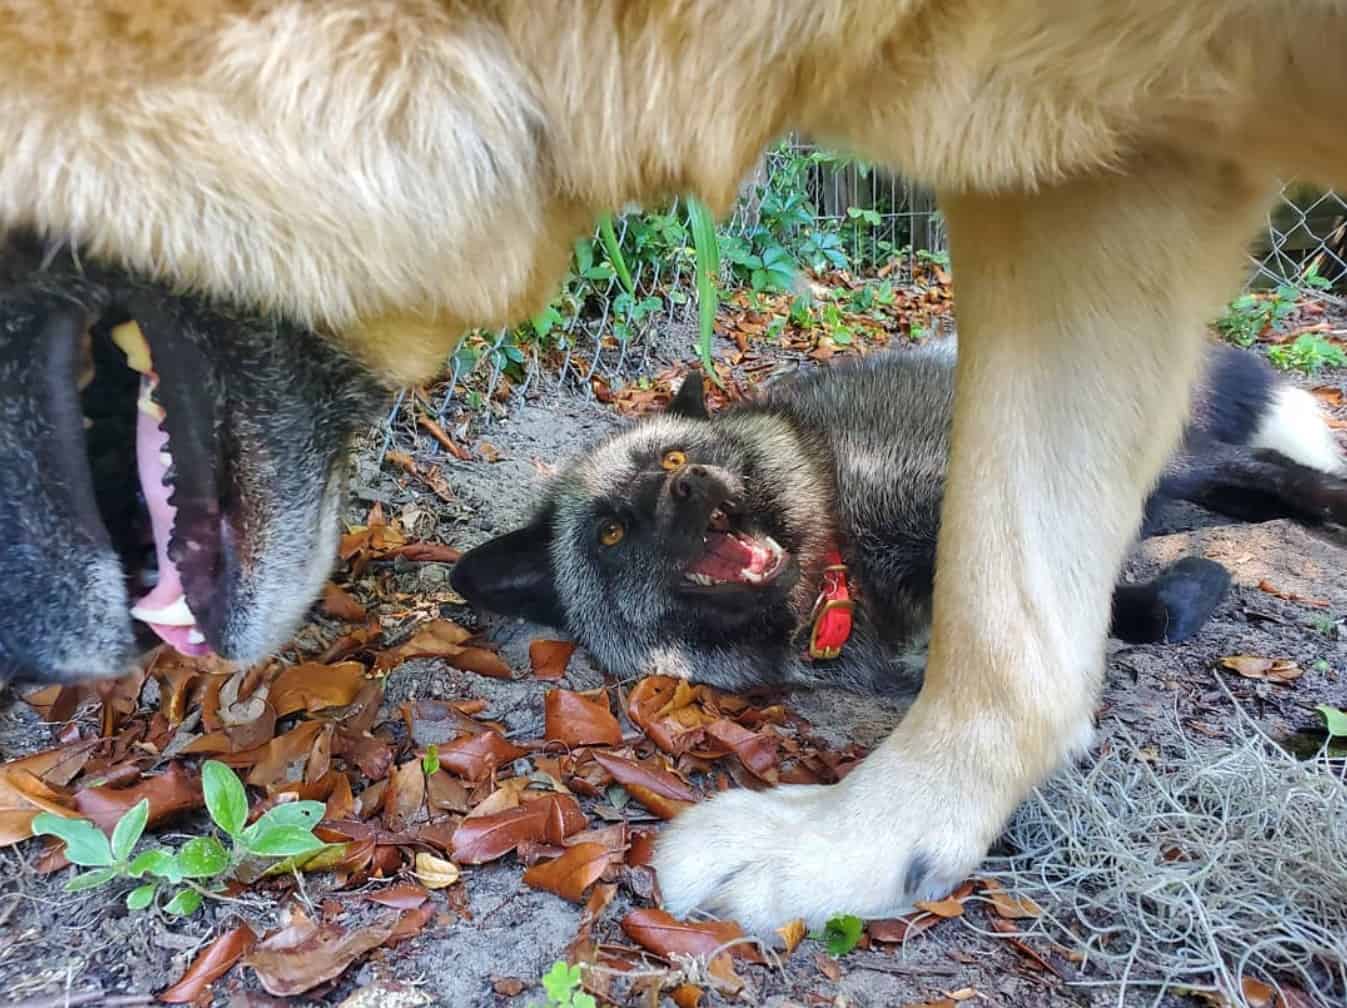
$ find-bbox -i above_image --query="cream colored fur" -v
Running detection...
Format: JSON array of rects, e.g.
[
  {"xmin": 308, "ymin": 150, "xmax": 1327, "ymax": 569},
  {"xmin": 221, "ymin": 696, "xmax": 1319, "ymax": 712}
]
[{"xmin": 4, "ymin": 0, "xmax": 1346, "ymax": 931}]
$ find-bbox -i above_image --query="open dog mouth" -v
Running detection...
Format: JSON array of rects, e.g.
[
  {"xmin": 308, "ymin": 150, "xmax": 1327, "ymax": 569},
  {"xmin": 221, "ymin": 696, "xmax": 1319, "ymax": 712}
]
[
  {"xmin": 682, "ymin": 506, "xmax": 787, "ymax": 589},
  {"xmin": 94, "ymin": 319, "xmax": 223, "ymax": 657}
]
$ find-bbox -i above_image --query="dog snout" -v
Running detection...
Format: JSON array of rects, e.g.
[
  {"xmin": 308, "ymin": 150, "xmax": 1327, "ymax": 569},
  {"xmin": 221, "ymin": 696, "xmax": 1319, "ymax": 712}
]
[{"xmin": 671, "ymin": 463, "xmax": 732, "ymax": 503}]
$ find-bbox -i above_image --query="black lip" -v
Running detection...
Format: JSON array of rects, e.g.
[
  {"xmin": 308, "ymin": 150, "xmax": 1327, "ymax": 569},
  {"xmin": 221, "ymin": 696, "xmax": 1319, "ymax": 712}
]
[{"xmin": 129, "ymin": 294, "xmax": 227, "ymax": 642}]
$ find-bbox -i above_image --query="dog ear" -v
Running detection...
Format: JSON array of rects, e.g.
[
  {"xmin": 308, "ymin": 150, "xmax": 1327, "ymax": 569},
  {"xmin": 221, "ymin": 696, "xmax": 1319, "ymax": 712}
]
[
  {"xmin": 450, "ymin": 514, "xmax": 566, "ymax": 628},
  {"xmin": 668, "ymin": 369, "xmax": 709, "ymax": 419}
]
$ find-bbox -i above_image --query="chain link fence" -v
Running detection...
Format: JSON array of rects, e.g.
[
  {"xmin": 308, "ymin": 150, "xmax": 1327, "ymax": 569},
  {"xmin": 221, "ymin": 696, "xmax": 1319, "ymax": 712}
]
[{"xmin": 381, "ymin": 142, "xmax": 1346, "ymax": 454}]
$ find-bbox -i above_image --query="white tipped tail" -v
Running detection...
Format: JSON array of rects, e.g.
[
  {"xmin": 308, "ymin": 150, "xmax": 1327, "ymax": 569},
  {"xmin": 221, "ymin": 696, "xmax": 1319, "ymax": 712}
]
[{"xmin": 1250, "ymin": 385, "xmax": 1346, "ymax": 476}]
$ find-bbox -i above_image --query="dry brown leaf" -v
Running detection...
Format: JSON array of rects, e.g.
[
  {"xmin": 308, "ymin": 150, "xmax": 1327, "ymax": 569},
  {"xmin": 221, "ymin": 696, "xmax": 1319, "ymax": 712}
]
[
  {"xmin": 451, "ymin": 794, "xmax": 587, "ymax": 864},
  {"xmin": 464, "ymin": 777, "xmax": 532, "ymax": 819},
  {"xmin": 671, "ymin": 984, "xmax": 704, "ymax": 1008},
  {"xmin": 367, "ymin": 883, "xmax": 430, "ymax": 909},
  {"xmin": 1256, "ymin": 579, "xmax": 1329, "ymax": 608},
  {"xmin": 522, "ymin": 842, "xmax": 617, "ymax": 902},
  {"xmin": 776, "ymin": 918, "xmax": 807, "ymax": 956},
  {"xmin": 159, "ymin": 924, "xmax": 257, "ymax": 1003},
  {"xmin": 247, "ymin": 721, "xmax": 326, "ymax": 789},
  {"xmin": 382, "ymin": 760, "xmax": 426, "ymax": 831},
  {"xmin": 73, "ymin": 761, "xmax": 202, "ymax": 835},
  {"xmin": 444, "ymin": 645, "xmax": 514, "ymax": 680},
  {"xmin": 981, "ymin": 878, "xmax": 1042, "ymax": 919},
  {"xmin": 545, "ymin": 689, "xmax": 623, "ymax": 748},
  {"xmin": 815, "ymin": 952, "xmax": 842, "ymax": 981},
  {"xmin": 322, "ymin": 583, "xmax": 368, "ymax": 623},
  {"xmin": 1311, "ymin": 385, "xmax": 1344, "ymax": 407},
  {"xmin": 590, "ymin": 751, "xmax": 696, "ymax": 819},
  {"xmin": 438, "ymin": 730, "xmax": 527, "ymax": 782},
  {"xmin": 1219, "ymin": 655, "xmax": 1303, "ymax": 683},
  {"xmin": 426, "ymin": 770, "xmax": 470, "ymax": 813},
  {"xmin": 0, "ymin": 741, "xmax": 96, "ymax": 846},
  {"xmin": 529, "ymin": 639, "xmax": 576, "ymax": 680},
  {"xmin": 245, "ymin": 910, "xmax": 398, "ymax": 997},
  {"xmin": 621, "ymin": 908, "xmax": 761, "ymax": 994},
  {"xmin": 387, "ymin": 542, "xmax": 462, "ymax": 564},
  {"xmin": 414, "ymin": 851, "xmax": 461, "ymax": 889},
  {"xmin": 374, "ymin": 619, "xmax": 472, "ymax": 670},
  {"xmin": 270, "ymin": 661, "xmax": 368, "ymax": 717},
  {"xmin": 867, "ymin": 914, "xmax": 945, "ymax": 943},
  {"xmin": 703, "ymin": 718, "xmax": 778, "ymax": 782},
  {"xmin": 914, "ymin": 895, "xmax": 966, "ymax": 919}
]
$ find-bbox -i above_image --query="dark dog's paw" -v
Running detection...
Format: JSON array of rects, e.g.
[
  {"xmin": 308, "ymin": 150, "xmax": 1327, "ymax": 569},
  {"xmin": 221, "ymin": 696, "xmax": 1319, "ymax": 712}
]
[{"xmin": 1111, "ymin": 556, "xmax": 1231, "ymax": 644}]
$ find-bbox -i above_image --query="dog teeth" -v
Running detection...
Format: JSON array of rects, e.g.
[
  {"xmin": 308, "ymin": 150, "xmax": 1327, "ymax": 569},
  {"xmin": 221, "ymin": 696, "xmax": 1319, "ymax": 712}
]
[
  {"xmin": 137, "ymin": 387, "xmax": 165, "ymax": 421},
  {"xmin": 158, "ymin": 451, "xmax": 173, "ymax": 468},
  {"xmin": 685, "ymin": 572, "xmax": 716, "ymax": 586},
  {"xmin": 187, "ymin": 629, "xmax": 205, "ymax": 644},
  {"xmin": 112, "ymin": 321, "xmax": 153, "ymax": 374},
  {"xmin": 130, "ymin": 595, "xmax": 197, "ymax": 627}
]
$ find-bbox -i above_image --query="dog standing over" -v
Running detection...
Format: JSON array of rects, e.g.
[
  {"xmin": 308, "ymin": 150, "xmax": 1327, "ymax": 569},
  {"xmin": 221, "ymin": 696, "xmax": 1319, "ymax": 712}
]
[{"xmin": 1, "ymin": 2, "xmax": 1345, "ymax": 930}]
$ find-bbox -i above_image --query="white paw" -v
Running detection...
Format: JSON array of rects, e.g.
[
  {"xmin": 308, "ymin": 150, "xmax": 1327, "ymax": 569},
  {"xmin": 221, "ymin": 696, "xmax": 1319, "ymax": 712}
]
[{"xmin": 651, "ymin": 756, "xmax": 992, "ymax": 934}]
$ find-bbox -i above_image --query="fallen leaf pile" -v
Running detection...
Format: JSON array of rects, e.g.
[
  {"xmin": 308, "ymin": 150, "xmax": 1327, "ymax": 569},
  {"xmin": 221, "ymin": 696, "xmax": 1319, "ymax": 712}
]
[{"xmin": 3, "ymin": 504, "xmax": 873, "ymax": 1003}]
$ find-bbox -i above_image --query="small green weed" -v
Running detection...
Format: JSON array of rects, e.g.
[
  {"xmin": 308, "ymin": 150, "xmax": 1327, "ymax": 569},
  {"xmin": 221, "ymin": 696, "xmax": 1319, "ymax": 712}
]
[
  {"xmin": 1267, "ymin": 333, "xmax": 1347, "ymax": 375},
  {"xmin": 811, "ymin": 913, "xmax": 864, "ymax": 957},
  {"xmin": 1317, "ymin": 704, "xmax": 1347, "ymax": 737},
  {"xmin": 1216, "ymin": 285, "xmax": 1299, "ymax": 347},
  {"xmin": 31, "ymin": 759, "xmax": 326, "ymax": 917},
  {"xmin": 534, "ymin": 962, "xmax": 596, "ymax": 1008},
  {"xmin": 421, "ymin": 744, "xmax": 440, "ymax": 775}
]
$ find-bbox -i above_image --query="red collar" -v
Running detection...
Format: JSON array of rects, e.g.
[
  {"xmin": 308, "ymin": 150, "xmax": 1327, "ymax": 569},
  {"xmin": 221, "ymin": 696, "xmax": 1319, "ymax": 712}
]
[{"xmin": 806, "ymin": 546, "xmax": 854, "ymax": 661}]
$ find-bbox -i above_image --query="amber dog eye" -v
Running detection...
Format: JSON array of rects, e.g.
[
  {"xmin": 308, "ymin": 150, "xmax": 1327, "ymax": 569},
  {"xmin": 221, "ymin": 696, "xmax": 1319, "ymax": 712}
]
[
  {"xmin": 598, "ymin": 520, "xmax": 625, "ymax": 546},
  {"xmin": 661, "ymin": 449, "xmax": 687, "ymax": 471}
]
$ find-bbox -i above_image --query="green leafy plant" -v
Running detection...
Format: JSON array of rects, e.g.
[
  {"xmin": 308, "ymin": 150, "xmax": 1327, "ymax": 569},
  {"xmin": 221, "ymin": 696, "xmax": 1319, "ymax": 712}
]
[
  {"xmin": 1317, "ymin": 704, "xmax": 1347, "ymax": 738},
  {"xmin": 534, "ymin": 961, "xmax": 596, "ymax": 1008},
  {"xmin": 685, "ymin": 196, "xmax": 724, "ymax": 384},
  {"xmin": 812, "ymin": 913, "xmax": 864, "ymax": 957},
  {"xmin": 422, "ymin": 744, "xmax": 440, "ymax": 775},
  {"xmin": 1267, "ymin": 332, "xmax": 1347, "ymax": 375},
  {"xmin": 31, "ymin": 760, "xmax": 325, "ymax": 917},
  {"xmin": 1216, "ymin": 284, "xmax": 1300, "ymax": 347}
]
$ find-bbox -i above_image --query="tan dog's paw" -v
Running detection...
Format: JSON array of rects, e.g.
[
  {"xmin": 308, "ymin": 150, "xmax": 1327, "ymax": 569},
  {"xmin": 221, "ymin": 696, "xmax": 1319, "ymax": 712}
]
[{"xmin": 651, "ymin": 762, "xmax": 988, "ymax": 934}]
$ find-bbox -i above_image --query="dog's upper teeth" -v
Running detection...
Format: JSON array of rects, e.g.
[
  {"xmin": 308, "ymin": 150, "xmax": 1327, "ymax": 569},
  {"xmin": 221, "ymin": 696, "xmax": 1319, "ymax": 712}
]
[
  {"xmin": 130, "ymin": 595, "xmax": 197, "ymax": 627},
  {"xmin": 112, "ymin": 321, "xmax": 153, "ymax": 375},
  {"xmin": 158, "ymin": 450, "xmax": 173, "ymax": 469},
  {"xmin": 685, "ymin": 572, "xmax": 715, "ymax": 586},
  {"xmin": 137, "ymin": 385, "xmax": 165, "ymax": 422}
]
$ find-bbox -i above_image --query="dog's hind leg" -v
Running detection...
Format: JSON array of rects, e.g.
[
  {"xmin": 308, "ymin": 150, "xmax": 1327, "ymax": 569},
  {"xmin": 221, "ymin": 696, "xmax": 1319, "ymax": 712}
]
[{"xmin": 653, "ymin": 150, "xmax": 1276, "ymax": 931}]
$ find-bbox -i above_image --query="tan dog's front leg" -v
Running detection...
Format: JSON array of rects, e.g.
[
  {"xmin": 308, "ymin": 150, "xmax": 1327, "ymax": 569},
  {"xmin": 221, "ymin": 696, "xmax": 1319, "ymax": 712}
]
[{"xmin": 653, "ymin": 151, "xmax": 1273, "ymax": 932}]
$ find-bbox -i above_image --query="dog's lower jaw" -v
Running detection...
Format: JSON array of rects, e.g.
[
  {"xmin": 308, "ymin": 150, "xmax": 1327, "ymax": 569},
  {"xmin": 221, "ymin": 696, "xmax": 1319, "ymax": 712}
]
[{"xmin": 653, "ymin": 149, "xmax": 1276, "ymax": 934}]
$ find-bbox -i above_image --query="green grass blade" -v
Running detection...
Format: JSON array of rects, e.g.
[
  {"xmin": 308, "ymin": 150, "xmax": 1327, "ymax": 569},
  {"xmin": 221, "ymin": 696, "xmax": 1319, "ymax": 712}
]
[
  {"xmin": 685, "ymin": 197, "xmax": 724, "ymax": 387},
  {"xmin": 597, "ymin": 214, "xmax": 635, "ymax": 297}
]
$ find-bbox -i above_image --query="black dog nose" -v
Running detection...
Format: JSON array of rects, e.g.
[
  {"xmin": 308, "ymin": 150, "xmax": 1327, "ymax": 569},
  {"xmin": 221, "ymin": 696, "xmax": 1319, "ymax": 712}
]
[{"xmin": 672, "ymin": 464, "xmax": 711, "ymax": 499}]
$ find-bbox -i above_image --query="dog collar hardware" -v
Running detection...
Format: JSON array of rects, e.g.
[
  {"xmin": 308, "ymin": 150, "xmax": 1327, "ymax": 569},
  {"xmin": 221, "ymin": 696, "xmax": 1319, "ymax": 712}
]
[{"xmin": 807, "ymin": 547, "xmax": 854, "ymax": 660}]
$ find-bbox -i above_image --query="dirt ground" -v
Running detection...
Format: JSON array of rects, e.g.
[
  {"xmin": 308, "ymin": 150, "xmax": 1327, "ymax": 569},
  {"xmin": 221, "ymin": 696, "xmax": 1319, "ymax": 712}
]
[{"xmin": 1, "ymin": 328, "xmax": 1344, "ymax": 1008}]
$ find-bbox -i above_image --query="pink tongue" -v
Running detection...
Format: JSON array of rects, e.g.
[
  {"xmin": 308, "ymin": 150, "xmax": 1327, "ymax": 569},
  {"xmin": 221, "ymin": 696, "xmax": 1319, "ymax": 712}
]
[
  {"xmin": 134, "ymin": 379, "xmax": 210, "ymax": 656},
  {"xmin": 689, "ymin": 532, "xmax": 768, "ymax": 581}
]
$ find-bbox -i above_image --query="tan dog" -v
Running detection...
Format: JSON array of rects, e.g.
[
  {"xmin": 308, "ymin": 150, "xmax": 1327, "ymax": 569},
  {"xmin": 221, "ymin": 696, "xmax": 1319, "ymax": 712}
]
[{"xmin": 3, "ymin": 1, "xmax": 1344, "ymax": 930}]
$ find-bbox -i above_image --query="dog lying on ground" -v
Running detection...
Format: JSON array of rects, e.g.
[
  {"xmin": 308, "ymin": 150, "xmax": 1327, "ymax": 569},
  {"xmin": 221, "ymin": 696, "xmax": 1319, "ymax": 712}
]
[
  {"xmin": 451, "ymin": 342, "xmax": 1347, "ymax": 694},
  {"xmin": 2, "ymin": 0, "xmax": 1345, "ymax": 930}
]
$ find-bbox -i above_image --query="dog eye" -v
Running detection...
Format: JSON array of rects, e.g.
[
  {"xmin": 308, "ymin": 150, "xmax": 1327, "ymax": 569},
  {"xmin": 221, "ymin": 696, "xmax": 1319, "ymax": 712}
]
[
  {"xmin": 661, "ymin": 450, "xmax": 687, "ymax": 471},
  {"xmin": 598, "ymin": 520, "xmax": 625, "ymax": 546}
]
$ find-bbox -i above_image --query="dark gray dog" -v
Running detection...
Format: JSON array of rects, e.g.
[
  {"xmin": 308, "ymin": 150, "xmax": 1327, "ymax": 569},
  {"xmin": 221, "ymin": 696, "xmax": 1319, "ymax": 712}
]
[
  {"xmin": 453, "ymin": 342, "xmax": 1347, "ymax": 693},
  {"xmin": 0, "ymin": 236, "xmax": 385, "ymax": 685}
]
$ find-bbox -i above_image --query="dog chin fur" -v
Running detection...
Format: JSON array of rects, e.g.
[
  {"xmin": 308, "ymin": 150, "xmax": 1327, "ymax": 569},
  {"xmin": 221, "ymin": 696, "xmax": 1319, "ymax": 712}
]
[{"xmin": 5, "ymin": 1, "xmax": 1347, "ymax": 934}]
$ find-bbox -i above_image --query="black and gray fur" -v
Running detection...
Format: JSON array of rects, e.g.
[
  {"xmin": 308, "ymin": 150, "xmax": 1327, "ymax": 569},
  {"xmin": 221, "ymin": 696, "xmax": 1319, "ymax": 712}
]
[
  {"xmin": 0, "ymin": 235, "xmax": 387, "ymax": 685},
  {"xmin": 453, "ymin": 341, "xmax": 1347, "ymax": 694}
]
